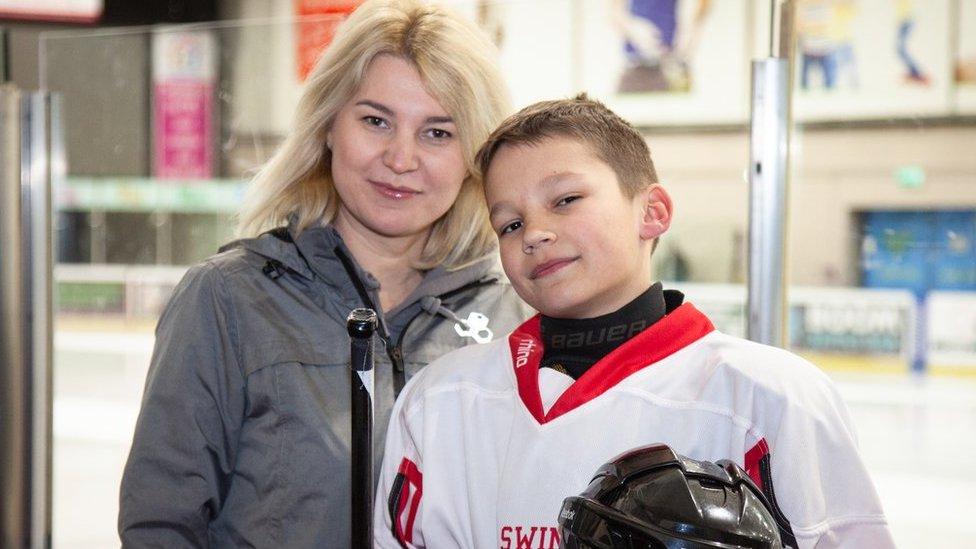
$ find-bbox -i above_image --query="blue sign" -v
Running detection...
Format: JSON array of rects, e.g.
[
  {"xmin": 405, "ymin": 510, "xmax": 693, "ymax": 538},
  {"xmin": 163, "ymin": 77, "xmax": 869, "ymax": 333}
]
[{"xmin": 860, "ymin": 210, "xmax": 976, "ymax": 293}]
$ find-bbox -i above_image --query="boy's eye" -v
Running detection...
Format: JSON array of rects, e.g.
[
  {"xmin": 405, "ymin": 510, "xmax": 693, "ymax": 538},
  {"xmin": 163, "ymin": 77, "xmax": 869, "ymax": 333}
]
[
  {"xmin": 556, "ymin": 195, "xmax": 581, "ymax": 207},
  {"xmin": 500, "ymin": 220, "xmax": 523, "ymax": 235}
]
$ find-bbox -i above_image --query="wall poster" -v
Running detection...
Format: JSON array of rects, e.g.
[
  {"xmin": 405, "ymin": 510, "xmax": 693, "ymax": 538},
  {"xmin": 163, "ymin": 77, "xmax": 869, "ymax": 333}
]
[
  {"xmin": 792, "ymin": 0, "xmax": 952, "ymax": 121},
  {"xmin": 954, "ymin": 0, "xmax": 976, "ymax": 112},
  {"xmin": 452, "ymin": 0, "xmax": 577, "ymax": 110},
  {"xmin": 578, "ymin": 0, "xmax": 750, "ymax": 126}
]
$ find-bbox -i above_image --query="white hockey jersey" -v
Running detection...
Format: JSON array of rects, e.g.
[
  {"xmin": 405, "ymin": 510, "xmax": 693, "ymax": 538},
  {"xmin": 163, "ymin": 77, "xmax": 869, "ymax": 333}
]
[{"xmin": 374, "ymin": 303, "xmax": 894, "ymax": 549}]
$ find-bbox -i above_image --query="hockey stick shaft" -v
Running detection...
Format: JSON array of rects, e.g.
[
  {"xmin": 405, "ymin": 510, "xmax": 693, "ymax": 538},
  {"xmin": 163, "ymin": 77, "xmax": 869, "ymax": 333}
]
[{"xmin": 347, "ymin": 308, "xmax": 377, "ymax": 548}]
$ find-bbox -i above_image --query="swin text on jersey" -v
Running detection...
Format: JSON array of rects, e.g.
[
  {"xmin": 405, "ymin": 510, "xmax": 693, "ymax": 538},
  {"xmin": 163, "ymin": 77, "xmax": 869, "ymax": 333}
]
[{"xmin": 499, "ymin": 525, "xmax": 560, "ymax": 549}]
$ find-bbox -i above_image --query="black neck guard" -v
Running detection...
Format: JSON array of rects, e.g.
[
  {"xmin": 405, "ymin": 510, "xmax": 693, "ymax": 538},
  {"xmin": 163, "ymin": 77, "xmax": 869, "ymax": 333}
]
[{"xmin": 540, "ymin": 283, "xmax": 684, "ymax": 380}]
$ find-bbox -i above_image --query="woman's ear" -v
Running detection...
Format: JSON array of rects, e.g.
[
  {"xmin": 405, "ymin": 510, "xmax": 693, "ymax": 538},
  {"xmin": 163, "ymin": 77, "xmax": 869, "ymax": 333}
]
[
  {"xmin": 325, "ymin": 122, "xmax": 335, "ymax": 151},
  {"xmin": 638, "ymin": 184, "xmax": 673, "ymax": 241}
]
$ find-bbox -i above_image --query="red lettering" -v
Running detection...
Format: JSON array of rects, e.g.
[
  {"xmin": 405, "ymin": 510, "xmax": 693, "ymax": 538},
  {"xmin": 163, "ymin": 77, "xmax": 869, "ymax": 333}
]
[
  {"xmin": 499, "ymin": 525, "xmax": 560, "ymax": 549},
  {"xmin": 500, "ymin": 526, "xmax": 512, "ymax": 549},
  {"xmin": 545, "ymin": 527, "xmax": 560, "ymax": 549},
  {"xmin": 515, "ymin": 526, "xmax": 538, "ymax": 549}
]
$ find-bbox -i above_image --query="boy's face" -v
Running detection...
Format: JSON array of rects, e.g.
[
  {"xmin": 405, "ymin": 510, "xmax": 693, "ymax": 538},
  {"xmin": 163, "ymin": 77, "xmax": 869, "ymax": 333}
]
[{"xmin": 485, "ymin": 136, "xmax": 672, "ymax": 319}]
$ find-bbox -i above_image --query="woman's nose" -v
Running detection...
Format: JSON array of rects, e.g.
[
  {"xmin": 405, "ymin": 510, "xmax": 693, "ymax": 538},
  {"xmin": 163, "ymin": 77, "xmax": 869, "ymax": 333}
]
[{"xmin": 383, "ymin": 132, "xmax": 419, "ymax": 174}]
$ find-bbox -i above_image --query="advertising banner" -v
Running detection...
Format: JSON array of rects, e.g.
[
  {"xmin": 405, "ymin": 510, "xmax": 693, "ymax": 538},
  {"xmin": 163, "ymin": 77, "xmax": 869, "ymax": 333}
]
[
  {"xmin": 927, "ymin": 291, "xmax": 976, "ymax": 370},
  {"xmin": 789, "ymin": 288, "xmax": 915, "ymax": 357},
  {"xmin": 152, "ymin": 28, "xmax": 217, "ymax": 179}
]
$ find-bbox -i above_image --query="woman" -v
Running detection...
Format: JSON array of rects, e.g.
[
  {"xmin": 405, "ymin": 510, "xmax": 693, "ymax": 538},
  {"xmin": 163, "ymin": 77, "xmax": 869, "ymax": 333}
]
[{"xmin": 118, "ymin": 1, "xmax": 529, "ymax": 546}]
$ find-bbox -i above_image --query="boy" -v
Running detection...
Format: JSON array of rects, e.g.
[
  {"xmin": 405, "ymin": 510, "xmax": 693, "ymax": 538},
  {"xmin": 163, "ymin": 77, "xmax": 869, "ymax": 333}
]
[{"xmin": 374, "ymin": 95, "xmax": 894, "ymax": 548}]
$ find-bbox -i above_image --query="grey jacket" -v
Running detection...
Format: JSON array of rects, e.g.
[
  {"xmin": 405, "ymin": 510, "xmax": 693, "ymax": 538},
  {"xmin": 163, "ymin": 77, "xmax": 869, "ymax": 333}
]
[{"xmin": 118, "ymin": 224, "xmax": 531, "ymax": 548}]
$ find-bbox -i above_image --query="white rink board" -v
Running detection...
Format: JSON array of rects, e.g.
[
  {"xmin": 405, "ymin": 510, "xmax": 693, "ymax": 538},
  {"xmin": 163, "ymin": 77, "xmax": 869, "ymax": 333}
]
[{"xmin": 927, "ymin": 291, "xmax": 976, "ymax": 368}]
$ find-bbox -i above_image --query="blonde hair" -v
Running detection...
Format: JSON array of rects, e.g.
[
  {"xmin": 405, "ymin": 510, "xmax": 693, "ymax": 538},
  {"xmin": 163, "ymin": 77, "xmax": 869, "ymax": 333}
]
[{"xmin": 238, "ymin": 0, "xmax": 511, "ymax": 269}]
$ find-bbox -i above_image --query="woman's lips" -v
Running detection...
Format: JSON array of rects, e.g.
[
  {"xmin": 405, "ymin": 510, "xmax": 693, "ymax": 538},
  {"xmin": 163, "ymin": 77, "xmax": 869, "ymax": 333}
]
[
  {"xmin": 370, "ymin": 180, "xmax": 421, "ymax": 200},
  {"xmin": 530, "ymin": 257, "xmax": 579, "ymax": 280}
]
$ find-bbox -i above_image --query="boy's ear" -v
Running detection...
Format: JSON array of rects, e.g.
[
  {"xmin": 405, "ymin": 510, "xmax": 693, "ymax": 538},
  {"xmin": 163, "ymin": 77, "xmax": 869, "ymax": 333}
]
[{"xmin": 637, "ymin": 184, "xmax": 673, "ymax": 241}]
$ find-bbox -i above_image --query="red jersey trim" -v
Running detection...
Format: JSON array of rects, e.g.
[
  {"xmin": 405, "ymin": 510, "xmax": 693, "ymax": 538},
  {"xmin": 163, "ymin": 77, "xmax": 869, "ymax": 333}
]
[
  {"xmin": 394, "ymin": 458, "xmax": 423, "ymax": 544},
  {"xmin": 744, "ymin": 437, "xmax": 769, "ymax": 490},
  {"xmin": 507, "ymin": 303, "xmax": 715, "ymax": 424}
]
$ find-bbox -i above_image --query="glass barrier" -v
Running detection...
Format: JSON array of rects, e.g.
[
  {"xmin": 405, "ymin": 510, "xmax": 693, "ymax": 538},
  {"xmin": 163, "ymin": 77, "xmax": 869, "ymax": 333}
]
[{"xmin": 785, "ymin": 0, "xmax": 976, "ymax": 546}]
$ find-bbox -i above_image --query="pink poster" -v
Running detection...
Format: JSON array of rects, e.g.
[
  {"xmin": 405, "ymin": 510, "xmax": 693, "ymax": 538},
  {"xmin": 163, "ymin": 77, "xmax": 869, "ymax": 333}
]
[
  {"xmin": 152, "ymin": 29, "xmax": 217, "ymax": 179},
  {"xmin": 153, "ymin": 81, "xmax": 214, "ymax": 178}
]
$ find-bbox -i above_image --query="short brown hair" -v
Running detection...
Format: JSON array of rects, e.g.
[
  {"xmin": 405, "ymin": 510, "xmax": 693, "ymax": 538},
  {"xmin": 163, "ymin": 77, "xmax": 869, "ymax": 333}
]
[{"xmin": 475, "ymin": 94, "xmax": 657, "ymax": 197}]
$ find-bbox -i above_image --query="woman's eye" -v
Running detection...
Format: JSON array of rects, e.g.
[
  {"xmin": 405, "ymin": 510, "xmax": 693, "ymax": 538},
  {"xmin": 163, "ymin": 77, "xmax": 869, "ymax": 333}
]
[
  {"xmin": 556, "ymin": 195, "xmax": 581, "ymax": 207},
  {"xmin": 425, "ymin": 128, "xmax": 453, "ymax": 140},
  {"xmin": 363, "ymin": 116, "xmax": 388, "ymax": 128},
  {"xmin": 500, "ymin": 220, "xmax": 522, "ymax": 235}
]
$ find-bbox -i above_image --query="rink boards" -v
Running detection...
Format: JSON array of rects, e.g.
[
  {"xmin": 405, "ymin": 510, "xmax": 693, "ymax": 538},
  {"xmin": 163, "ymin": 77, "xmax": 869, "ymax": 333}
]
[{"xmin": 53, "ymin": 266, "xmax": 976, "ymax": 375}]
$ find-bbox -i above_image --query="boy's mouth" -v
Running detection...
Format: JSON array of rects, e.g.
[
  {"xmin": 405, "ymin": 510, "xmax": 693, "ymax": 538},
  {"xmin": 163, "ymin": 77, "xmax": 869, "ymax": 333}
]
[{"xmin": 530, "ymin": 257, "xmax": 579, "ymax": 280}]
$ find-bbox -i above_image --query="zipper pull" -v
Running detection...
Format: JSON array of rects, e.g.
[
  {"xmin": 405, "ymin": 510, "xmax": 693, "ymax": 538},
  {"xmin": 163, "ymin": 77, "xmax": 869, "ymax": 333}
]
[
  {"xmin": 390, "ymin": 345, "xmax": 405, "ymax": 372},
  {"xmin": 390, "ymin": 344, "xmax": 406, "ymax": 396},
  {"xmin": 262, "ymin": 260, "xmax": 285, "ymax": 280}
]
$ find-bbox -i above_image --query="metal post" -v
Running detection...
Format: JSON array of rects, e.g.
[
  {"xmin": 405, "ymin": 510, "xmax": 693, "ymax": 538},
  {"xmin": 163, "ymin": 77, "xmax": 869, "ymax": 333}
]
[
  {"xmin": 746, "ymin": 1, "xmax": 794, "ymax": 347},
  {"xmin": 0, "ymin": 85, "xmax": 56, "ymax": 549},
  {"xmin": 1, "ymin": 27, "xmax": 9, "ymax": 83},
  {"xmin": 347, "ymin": 308, "xmax": 377, "ymax": 548}
]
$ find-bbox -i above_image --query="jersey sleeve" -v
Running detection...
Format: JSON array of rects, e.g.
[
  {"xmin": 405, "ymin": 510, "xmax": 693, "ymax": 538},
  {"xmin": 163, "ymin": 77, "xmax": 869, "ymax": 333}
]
[
  {"xmin": 375, "ymin": 375, "xmax": 427, "ymax": 549},
  {"xmin": 749, "ymin": 367, "xmax": 896, "ymax": 549}
]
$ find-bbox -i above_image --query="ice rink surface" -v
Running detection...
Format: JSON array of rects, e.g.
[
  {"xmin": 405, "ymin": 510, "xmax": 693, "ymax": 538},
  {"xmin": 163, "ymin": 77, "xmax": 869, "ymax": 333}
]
[{"xmin": 52, "ymin": 325, "xmax": 976, "ymax": 548}]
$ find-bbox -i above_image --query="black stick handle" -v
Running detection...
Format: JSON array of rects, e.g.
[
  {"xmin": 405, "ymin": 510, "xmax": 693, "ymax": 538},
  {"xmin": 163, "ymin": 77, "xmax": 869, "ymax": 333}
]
[{"xmin": 347, "ymin": 308, "xmax": 377, "ymax": 549}]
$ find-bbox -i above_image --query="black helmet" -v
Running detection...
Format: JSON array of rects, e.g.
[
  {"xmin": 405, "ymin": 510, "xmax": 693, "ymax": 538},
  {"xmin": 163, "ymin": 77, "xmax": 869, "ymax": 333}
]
[{"xmin": 558, "ymin": 444, "xmax": 785, "ymax": 549}]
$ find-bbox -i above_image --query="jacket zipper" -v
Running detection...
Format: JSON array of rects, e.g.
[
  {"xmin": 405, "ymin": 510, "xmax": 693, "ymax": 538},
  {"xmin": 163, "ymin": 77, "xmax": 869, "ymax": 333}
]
[{"xmin": 334, "ymin": 247, "xmax": 405, "ymax": 377}]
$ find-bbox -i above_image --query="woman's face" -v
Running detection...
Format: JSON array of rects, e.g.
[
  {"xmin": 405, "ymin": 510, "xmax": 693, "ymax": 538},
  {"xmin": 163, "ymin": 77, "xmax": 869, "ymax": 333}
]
[{"xmin": 327, "ymin": 54, "xmax": 467, "ymax": 242}]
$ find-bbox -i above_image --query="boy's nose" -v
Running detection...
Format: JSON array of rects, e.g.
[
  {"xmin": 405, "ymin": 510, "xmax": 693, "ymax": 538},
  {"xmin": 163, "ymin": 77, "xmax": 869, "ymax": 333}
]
[
  {"xmin": 522, "ymin": 227, "xmax": 556, "ymax": 254},
  {"xmin": 383, "ymin": 133, "xmax": 419, "ymax": 174}
]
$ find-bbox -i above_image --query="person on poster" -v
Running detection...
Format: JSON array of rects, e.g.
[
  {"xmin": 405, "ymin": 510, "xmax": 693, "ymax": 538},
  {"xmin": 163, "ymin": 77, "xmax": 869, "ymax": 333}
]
[
  {"xmin": 118, "ymin": 1, "xmax": 531, "ymax": 546},
  {"xmin": 797, "ymin": 0, "xmax": 859, "ymax": 91},
  {"xmin": 895, "ymin": 0, "xmax": 929, "ymax": 85},
  {"xmin": 613, "ymin": 0, "xmax": 712, "ymax": 93}
]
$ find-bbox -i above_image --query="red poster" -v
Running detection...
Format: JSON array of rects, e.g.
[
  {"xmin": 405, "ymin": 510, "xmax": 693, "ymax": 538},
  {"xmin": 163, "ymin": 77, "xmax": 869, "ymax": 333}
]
[{"xmin": 294, "ymin": 0, "xmax": 362, "ymax": 82}]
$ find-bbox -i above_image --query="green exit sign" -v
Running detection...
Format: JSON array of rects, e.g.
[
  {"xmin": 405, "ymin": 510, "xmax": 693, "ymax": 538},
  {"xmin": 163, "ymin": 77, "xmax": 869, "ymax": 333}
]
[{"xmin": 895, "ymin": 166, "xmax": 926, "ymax": 189}]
